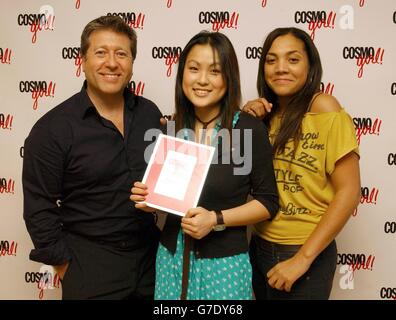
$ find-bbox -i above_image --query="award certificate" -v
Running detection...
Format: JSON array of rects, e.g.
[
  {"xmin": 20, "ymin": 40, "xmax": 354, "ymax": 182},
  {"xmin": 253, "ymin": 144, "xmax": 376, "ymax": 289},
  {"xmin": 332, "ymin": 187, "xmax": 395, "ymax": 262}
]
[{"xmin": 142, "ymin": 134, "xmax": 215, "ymax": 216}]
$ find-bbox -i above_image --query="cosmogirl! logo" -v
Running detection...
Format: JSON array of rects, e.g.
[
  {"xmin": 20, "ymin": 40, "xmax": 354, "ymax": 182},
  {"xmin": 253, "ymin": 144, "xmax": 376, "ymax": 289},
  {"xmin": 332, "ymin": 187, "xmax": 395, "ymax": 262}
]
[
  {"xmin": 261, "ymin": 0, "xmax": 268, "ymax": 8},
  {"xmin": 391, "ymin": 83, "xmax": 396, "ymax": 95},
  {"xmin": 320, "ymin": 82, "xmax": 334, "ymax": 95},
  {"xmin": 308, "ymin": 11, "xmax": 336, "ymax": 41},
  {"xmin": 62, "ymin": 47, "xmax": 82, "ymax": 77},
  {"xmin": 352, "ymin": 186, "xmax": 379, "ymax": 217},
  {"xmin": 75, "ymin": 0, "xmax": 80, "ymax": 9},
  {"xmin": 0, "ymin": 178, "xmax": 15, "ymax": 195},
  {"xmin": 356, "ymin": 48, "xmax": 384, "ymax": 78},
  {"xmin": 359, "ymin": 0, "xmax": 365, "ymax": 7},
  {"xmin": 343, "ymin": 46, "xmax": 385, "ymax": 78},
  {"xmin": 107, "ymin": 12, "xmax": 145, "ymax": 30},
  {"xmin": 294, "ymin": 10, "xmax": 336, "ymax": 41},
  {"xmin": 30, "ymin": 14, "xmax": 55, "ymax": 43},
  {"xmin": 16, "ymin": 6, "xmax": 56, "ymax": 43},
  {"xmin": 152, "ymin": 46, "xmax": 182, "ymax": 77},
  {"xmin": 388, "ymin": 153, "xmax": 396, "ymax": 166},
  {"xmin": 348, "ymin": 254, "xmax": 375, "ymax": 276},
  {"xmin": 245, "ymin": 47, "xmax": 262, "ymax": 60},
  {"xmin": 17, "ymin": 14, "xmax": 44, "ymax": 42},
  {"xmin": 0, "ymin": 113, "xmax": 14, "ymax": 130},
  {"xmin": 353, "ymin": 117, "xmax": 382, "ymax": 145},
  {"xmin": 19, "ymin": 80, "xmax": 56, "ymax": 110},
  {"xmin": 338, "ymin": 253, "xmax": 376, "ymax": 290},
  {"xmin": 127, "ymin": 80, "xmax": 145, "ymax": 96},
  {"xmin": 37, "ymin": 266, "xmax": 61, "ymax": 300},
  {"xmin": 25, "ymin": 265, "xmax": 61, "ymax": 299},
  {"xmin": 384, "ymin": 221, "xmax": 396, "ymax": 234},
  {"xmin": 198, "ymin": 11, "xmax": 239, "ymax": 32},
  {"xmin": 0, "ymin": 47, "xmax": 12, "ymax": 64},
  {"xmin": 380, "ymin": 288, "xmax": 396, "ymax": 300},
  {"xmin": 166, "ymin": 0, "xmax": 173, "ymax": 8},
  {"xmin": 0, "ymin": 240, "xmax": 18, "ymax": 257}
]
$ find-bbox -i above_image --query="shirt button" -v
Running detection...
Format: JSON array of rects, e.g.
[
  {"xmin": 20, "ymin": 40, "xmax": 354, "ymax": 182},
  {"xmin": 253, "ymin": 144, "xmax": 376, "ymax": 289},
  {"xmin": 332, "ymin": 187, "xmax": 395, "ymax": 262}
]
[
  {"xmin": 195, "ymin": 251, "xmax": 200, "ymax": 257},
  {"xmin": 120, "ymin": 241, "xmax": 126, "ymax": 248}
]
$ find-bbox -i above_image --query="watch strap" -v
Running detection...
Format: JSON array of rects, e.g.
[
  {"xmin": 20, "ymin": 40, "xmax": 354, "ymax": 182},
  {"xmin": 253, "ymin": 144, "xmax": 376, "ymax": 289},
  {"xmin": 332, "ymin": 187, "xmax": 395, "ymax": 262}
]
[{"xmin": 215, "ymin": 210, "xmax": 225, "ymax": 226}]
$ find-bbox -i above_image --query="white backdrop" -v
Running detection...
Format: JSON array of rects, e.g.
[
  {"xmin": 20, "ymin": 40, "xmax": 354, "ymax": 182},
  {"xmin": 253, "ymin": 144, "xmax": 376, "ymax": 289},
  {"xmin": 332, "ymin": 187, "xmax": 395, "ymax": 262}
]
[{"xmin": 0, "ymin": 0, "xmax": 395, "ymax": 300}]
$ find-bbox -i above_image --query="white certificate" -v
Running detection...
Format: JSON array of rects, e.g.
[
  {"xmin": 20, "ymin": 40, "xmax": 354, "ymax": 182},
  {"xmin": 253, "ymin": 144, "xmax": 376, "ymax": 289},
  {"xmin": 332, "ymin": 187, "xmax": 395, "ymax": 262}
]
[
  {"xmin": 142, "ymin": 134, "xmax": 215, "ymax": 216},
  {"xmin": 153, "ymin": 150, "xmax": 197, "ymax": 200}
]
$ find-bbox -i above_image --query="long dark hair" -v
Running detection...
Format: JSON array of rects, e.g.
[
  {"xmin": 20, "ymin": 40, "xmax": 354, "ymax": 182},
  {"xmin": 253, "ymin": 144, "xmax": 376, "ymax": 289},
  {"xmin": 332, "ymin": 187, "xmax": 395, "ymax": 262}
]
[
  {"xmin": 257, "ymin": 27, "xmax": 322, "ymax": 154},
  {"xmin": 174, "ymin": 31, "xmax": 241, "ymax": 133}
]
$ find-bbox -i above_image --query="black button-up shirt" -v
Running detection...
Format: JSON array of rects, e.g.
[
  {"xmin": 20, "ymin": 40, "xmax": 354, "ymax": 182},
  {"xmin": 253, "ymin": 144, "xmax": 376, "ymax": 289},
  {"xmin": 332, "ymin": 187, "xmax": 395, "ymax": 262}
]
[{"xmin": 22, "ymin": 84, "xmax": 162, "ymax": 265}]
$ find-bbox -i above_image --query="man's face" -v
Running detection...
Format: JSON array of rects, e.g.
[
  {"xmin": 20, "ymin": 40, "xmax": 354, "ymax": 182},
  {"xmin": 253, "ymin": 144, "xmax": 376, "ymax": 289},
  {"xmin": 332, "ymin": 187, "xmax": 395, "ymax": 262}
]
[{"xmin": 82, "ymin": 29, "xmax": 133, "ymax": 100}]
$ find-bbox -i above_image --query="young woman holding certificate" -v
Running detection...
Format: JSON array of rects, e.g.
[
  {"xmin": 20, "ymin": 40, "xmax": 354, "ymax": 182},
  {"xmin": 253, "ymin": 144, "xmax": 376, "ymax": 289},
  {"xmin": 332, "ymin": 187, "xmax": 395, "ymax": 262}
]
[{"xmin": 131, "ymin": 31, "xmax": 279, "ymax": 300}]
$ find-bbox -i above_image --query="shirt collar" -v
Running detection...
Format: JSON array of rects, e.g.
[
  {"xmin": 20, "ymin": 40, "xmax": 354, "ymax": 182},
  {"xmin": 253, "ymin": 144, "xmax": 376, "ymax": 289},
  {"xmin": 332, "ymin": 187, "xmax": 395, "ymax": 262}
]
[{"xmin": 78, "ymin": 80, "xmax": 137, "ymax": 119}]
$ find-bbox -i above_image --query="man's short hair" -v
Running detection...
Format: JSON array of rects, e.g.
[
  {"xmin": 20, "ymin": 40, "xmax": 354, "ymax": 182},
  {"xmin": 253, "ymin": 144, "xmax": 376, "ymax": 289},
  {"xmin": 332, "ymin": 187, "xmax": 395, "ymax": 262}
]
[{"xmin": 80, "ymin": 15, "xmax": 137, "ymax": 59}]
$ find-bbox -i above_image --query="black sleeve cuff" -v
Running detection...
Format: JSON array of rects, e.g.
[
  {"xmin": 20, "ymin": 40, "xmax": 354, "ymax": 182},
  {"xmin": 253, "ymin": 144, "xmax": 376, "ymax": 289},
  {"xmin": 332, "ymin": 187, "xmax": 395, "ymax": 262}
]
[
  {"xmin": 253, "ymin": 193, "xmax": 280, "ymax": 220},
  {"xmin": 29, "ymin": 237, "xmax": 72, "ymax": 266}
]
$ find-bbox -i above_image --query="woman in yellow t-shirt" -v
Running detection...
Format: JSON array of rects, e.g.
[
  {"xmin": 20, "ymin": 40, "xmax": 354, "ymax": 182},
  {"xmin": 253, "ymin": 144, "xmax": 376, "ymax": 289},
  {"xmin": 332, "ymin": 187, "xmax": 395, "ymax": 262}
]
[{"xmin": 244, "ymin": 27, "xmax": 361, "ymax": 300}]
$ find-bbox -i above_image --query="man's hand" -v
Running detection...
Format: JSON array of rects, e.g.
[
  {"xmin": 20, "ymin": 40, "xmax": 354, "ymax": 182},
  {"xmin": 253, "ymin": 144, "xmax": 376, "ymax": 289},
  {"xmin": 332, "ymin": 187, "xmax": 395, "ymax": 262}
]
[
  {"xmin": 160, "ymin": 114, "xmax": 174, "ymax": 126},
  {"xmin": 54, "ymin": 262, "xmax": 69, "ymax": 280},
  {"xmin": 130, "ymin": 181, "xmax": 156, "ymax": 212}
]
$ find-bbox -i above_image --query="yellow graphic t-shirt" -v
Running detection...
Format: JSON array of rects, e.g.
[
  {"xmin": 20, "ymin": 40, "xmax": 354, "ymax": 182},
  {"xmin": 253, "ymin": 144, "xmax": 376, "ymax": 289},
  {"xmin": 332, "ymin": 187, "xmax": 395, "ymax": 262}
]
[{"xmin": 253, "ymin": 109, "xmax": 359, "ymax": 244}]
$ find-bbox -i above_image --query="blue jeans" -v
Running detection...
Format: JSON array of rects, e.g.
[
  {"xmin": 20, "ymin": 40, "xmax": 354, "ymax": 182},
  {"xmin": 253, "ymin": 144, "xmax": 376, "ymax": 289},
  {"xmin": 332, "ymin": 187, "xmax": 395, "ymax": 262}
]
[{"xmin": 249, "ymin": 235, "xmax": 337, "ymax": 300}]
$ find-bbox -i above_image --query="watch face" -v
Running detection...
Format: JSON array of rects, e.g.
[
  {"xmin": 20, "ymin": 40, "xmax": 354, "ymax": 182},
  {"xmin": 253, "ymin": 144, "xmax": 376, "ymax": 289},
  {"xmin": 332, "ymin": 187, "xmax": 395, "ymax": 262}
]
[{"xmin": 213, "ymin": 224, "xmax": 226, "ymax": 232}]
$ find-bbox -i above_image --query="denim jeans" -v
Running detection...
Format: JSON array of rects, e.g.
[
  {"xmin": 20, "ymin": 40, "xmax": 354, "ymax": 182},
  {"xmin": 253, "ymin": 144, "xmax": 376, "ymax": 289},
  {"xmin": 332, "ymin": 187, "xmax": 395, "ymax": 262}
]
[{"xmin": 249, "ymin": 235, "xmax": 337, "ymax": 300}]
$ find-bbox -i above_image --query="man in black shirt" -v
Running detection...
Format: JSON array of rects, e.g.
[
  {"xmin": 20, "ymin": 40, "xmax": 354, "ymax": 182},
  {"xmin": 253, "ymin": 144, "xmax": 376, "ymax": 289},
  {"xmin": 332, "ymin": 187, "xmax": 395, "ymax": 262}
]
[{"xmin": 22, "ymin": 16, "xmax": 162, "ymax": 299}]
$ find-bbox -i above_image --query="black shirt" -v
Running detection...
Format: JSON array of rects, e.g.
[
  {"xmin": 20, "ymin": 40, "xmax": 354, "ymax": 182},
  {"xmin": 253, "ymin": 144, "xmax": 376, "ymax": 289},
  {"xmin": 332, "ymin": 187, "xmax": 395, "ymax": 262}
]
[
  {"xmin": 22, "ymin": 84, "xmax": 162, "ymax": 265},
  {"xmin": 160, "ymin": 113, "xmax": 279, "ymax": 259}
]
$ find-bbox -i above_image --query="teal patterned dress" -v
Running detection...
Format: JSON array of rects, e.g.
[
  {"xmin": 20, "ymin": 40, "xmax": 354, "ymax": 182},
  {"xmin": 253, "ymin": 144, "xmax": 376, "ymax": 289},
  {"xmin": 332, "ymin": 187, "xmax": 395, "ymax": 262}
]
[{"xmin": 155, "ymin": 230, "xmax": 253, "ymax": 300}]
